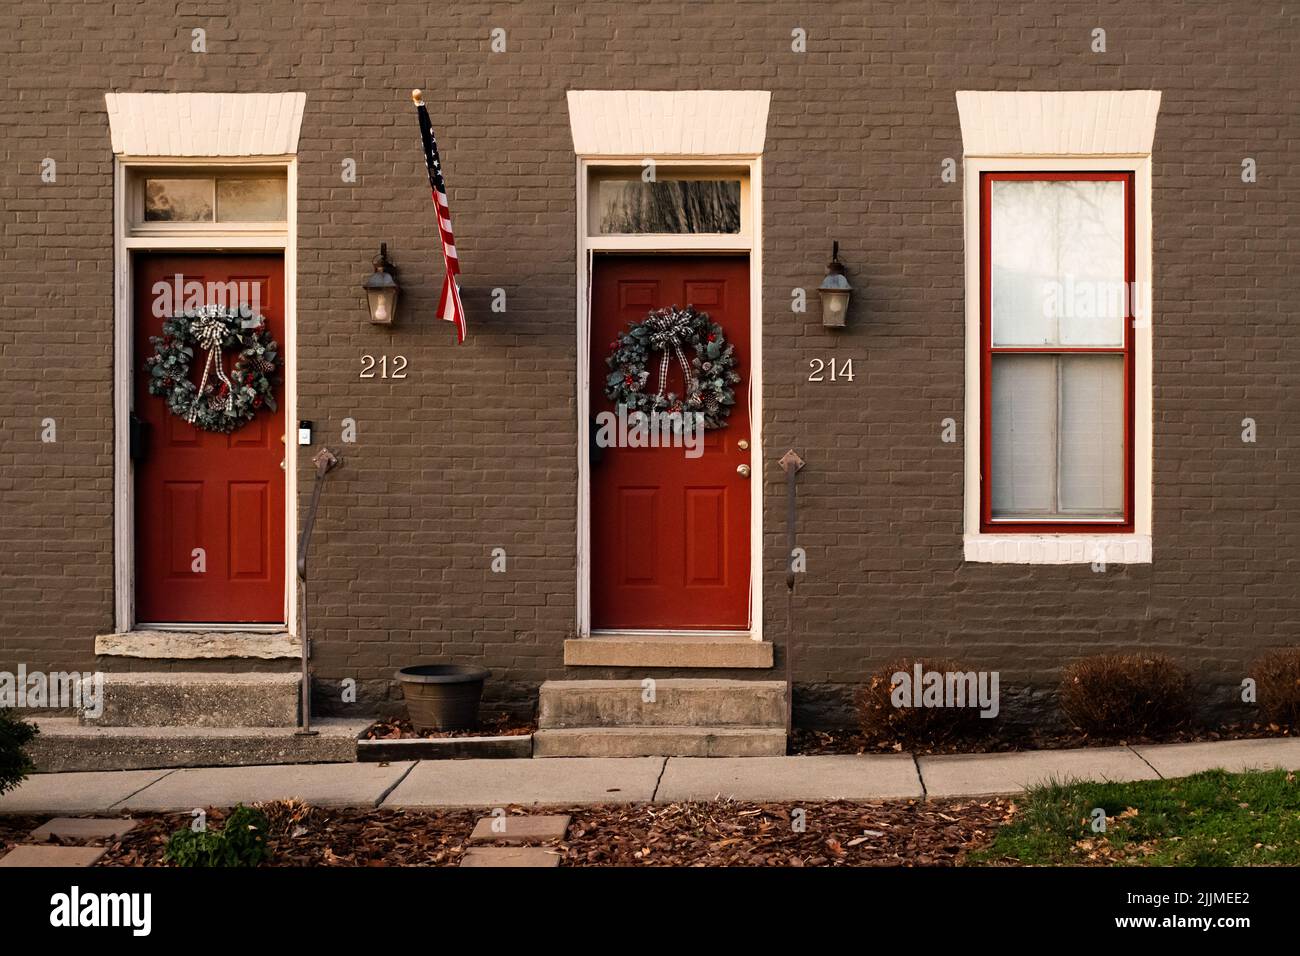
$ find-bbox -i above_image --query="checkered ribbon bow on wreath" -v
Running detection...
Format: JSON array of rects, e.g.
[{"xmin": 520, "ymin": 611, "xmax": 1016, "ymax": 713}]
[
  {"xmin": 643, "ymin": 307, "xmax": 698, "ymax": 401},
  {"xmin": 189, "ymin": 312, "xmax": 237, "ymax": 420},
  {"xmin": 604, "ymin": 305, "xmax": 742, "ymax": 431}
]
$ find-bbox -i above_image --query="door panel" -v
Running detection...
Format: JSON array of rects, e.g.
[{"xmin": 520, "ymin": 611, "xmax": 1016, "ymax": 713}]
[
  {"xmin": 133, "ymin": 254, "xmax": 286, "ymax": 623},
  {"xmin": 590, "ymin": 255, "xmax": 751, "ymax": 630}
]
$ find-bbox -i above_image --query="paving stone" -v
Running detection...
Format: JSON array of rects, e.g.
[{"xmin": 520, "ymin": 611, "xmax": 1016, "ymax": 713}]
[
  {"xmin": 460, "ymin": 847, "xmax": 561, "ymax": 868},
  {"xmin": 29, "ymin": 817, "xmax": 138, "ymax": 843},
  {"xmin": 0, "ymin": 845, "xmax": 106, "ymax": 867},
  {"xmin": 470, "ymin": 814, "xmax": 571, "ymax": 844}
]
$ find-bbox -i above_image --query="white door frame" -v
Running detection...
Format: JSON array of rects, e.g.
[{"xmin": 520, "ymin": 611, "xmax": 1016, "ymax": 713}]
[
  {"xmin": 112, "ymin": 155, "xmax": 298, "ymax": 633},
  {"xmin": 575, "ymin": 156, "xmax": 764, "ymax": 641}
]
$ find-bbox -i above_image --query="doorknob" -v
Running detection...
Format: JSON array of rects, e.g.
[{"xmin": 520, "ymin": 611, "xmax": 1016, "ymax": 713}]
[
  {"xmin": 737, "ymin": 439, "xmax": 749, "ymax": 450},
  {"xmin": 737, "ymin": 464, "xmax": 751, "ymax": 478}
]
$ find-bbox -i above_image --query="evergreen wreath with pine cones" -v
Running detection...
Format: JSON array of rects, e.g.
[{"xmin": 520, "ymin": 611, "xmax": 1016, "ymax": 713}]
[
  {"xmin": 144, "ymin": 305, "xmax": 281, "ymax": 434},
  {"xmin": 604, "ymin": 305, "xmax": 740, "ymax": 430}
]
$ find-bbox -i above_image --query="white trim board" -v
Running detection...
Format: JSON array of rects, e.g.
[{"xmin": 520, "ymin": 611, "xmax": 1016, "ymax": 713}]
[
  {"xmin": 961, "ymin": 156, "xmax": 1154, "ymax": 565},
  {"xmin": 111, "ymin": 147, "xmax": 300, "ymax": 635},
  {"xmin": 567, "ymin": 90, "xmax": 771, "ymax": 158},
  {"xmin": 106, "ymin": 93, "xmax": 306, "ymax": 157},
  {"xmin": 964, "ymin": 534, "xmax": 1152, "ymax": 565},
  {"xmin": 568, "ymin": 91, "xmax": 771, "ymax": 640},
  {"xmin": 956, "ymin": 90, "xmax": 1161, "ymax": 157},
  {"xmin": 958, "ymin": 90, "xmax": 1159, "ymax": 566},
  {"xmin": 574, "ymin": 157, "xmax": 765, "ymax": 642}
]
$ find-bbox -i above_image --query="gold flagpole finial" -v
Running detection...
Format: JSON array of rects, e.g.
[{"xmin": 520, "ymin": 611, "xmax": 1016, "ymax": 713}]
[{"xmin": 411, "ymin": 89, "xmax": 423, "ymax": 106}]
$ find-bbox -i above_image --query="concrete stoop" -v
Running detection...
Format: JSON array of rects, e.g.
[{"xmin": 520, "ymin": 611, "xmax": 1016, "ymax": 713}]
[
  {"xmin": 29, "ymin": 717, "xmax": 369, "ymax": 773},
  {"xmin": 31, "ymin": 671, "xmax": 361, "ymax": 772},
  {"xmin": 534, "ymin": 679, "xmax": 788, "ymax": 757},
  {"xmin": 88, "ymin": 672, "xmax": 301, "ymax": 727}
]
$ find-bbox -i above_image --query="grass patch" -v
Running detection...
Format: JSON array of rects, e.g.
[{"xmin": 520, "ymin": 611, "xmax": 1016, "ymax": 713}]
[{"xmin": 971, "ymin": 769, "xmax": 1300, "ymax": 866}]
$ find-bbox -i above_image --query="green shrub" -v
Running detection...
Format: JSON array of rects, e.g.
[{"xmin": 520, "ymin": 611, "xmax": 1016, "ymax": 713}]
[
  {"xmin": 1253, "ymin": 649, "xmax": 1300, "ymax": 729},
  {"xmin": 164, "ymin": 804, "xmax": 270, "ymax": 867},
  {"xmin": 0, "ymin": 711, "xmax": 38, "ymax": 795},
  {"xmin": 1058, "ymin": 653, "xmax": 1190, "ymax": 739},
  {"xmin": 856, "ymin": 657, "xmax": 988, "ymax": 750}
]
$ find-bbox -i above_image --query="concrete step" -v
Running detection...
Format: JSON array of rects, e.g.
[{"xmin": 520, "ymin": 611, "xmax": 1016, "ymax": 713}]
[
  {"xmin": 28, "ymin": 717, "xmax": 366, "ymax": 772},
  {"xmin": 82, "ymin": 672, "xmax": 300, "ymax": 728},
  {"xmin": 534, "ymin": 726, "xmax": 788, "ymax": 758},
  {"xmin": 563, "ymin": 634, "xmax": 773, "ymax": 668},
  {"xmin": 538, "ymin": 679, "xmax": 786, "ymax": 729}
]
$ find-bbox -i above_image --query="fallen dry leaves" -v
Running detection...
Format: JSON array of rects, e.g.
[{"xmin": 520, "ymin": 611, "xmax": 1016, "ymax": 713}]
[
  {"xmin": 791, "ymin": 721, "xmax": 1297, "ymax": 757},
  {"xmin": 556, "ymin": 799, "xmax": 1014, "ymax": 867},
  {"xmin": 89, "ymin": 798, "xmax": 1016, "ymax": 867},
  {"xmin": 362, "ymin": 712, "xmax": 535, "ymax": 740}
]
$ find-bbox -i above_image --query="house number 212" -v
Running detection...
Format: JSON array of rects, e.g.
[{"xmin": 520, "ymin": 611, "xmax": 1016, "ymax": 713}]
[
  {"xmin": 807, "ymin": 358, "xmax": 854, "ymax": 382},
  {"xmin": 360, "ymin": 354, "xmax": 408, "ymax": 379}
]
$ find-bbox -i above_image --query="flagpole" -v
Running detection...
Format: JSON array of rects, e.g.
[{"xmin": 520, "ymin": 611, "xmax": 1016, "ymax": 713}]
[{"xmin": 411, "ymin": 87, "xmax": 467, "ymax": 343}]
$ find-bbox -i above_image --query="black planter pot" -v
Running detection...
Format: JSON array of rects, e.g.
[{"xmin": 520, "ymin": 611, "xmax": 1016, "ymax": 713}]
[{"xmin": 396, "ymin": 664, "xmax": 491, "ymax": 732}]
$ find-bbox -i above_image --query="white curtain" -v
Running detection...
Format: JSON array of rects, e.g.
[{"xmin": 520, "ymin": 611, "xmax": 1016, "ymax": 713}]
[{"xmin": 991, "ymin": 355, "xmax": 1124, "ymax": 517}]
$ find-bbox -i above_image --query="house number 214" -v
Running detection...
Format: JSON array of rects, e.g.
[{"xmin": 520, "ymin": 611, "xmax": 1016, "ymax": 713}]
[
  {"xmin": 807, "ymin": 358, "xmax": 854, "ymax": 382},
  {"xmin": 360, "ymin": 354, "xmax": 408, "ymax": 379}
]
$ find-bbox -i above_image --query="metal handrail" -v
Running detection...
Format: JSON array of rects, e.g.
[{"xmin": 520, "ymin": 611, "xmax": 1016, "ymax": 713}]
[
  {"xmin": 295, "ymin": 447, "xmax": 342, "ymax": 735},
  {"xmin": 779, "ymin": 450, "xmax": 805, "ymax": 740}
]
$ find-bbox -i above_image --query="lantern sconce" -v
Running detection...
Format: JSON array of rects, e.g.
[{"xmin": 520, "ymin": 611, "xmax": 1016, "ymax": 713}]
[
  {"xmin": 818, "ymin": 241, "xmax": 852, "ymax": 329},
  {"xmin": 362, "ymin": 243, "xmax": 400, "ymax": 325}
]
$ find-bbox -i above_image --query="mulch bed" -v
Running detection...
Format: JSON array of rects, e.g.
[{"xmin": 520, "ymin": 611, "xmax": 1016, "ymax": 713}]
[
  {"xmin": 361, "ymin": 712, "xmax": 535, "ymax": 740},
  {"xmin": 89, "ymin": 798, "xmax": 1013, "ymax": 867},
  {"xmin": 790, "ymin": 721, "xmax": 1297, "ymax": 757},
  {"xmin": 559, "ymin": 799, "xmax": 1012, "ymax": 866}
]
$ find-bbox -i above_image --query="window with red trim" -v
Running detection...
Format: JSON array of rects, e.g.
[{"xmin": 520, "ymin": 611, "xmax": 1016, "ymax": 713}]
[{"xmin": 979, "ymin": 172, "xmax": 1135, "ymax": 534}]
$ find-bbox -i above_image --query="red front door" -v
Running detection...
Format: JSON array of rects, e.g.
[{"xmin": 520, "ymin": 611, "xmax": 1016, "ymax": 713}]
[
  {"xmin": 133, "ymin": 254, "xmax": 286, "ymax": 624},
  {"xmin": 590, "ymin": 255, "xmax": 752, "ymax": 630}
]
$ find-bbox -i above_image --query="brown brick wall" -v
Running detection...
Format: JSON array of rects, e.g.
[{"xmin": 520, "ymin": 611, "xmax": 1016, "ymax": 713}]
[{"xmin": 1, "ymin": 1, "xmax": 1296, "ymax": 726}]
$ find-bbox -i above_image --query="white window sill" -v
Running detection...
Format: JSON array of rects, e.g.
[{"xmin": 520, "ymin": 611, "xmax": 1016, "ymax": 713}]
[{"xmin": 963, "ymin": 534, "xmax": 1151, "ymax": 565}]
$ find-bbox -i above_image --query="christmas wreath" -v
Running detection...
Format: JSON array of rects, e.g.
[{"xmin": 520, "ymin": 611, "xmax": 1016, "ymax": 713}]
[
  {"xmin": 604, "ymin": 305, "xmax": 740, "ymax": 430},
  {"xmin": 144, "ymin": 305, "xmax": 280, "ymax": 433}
]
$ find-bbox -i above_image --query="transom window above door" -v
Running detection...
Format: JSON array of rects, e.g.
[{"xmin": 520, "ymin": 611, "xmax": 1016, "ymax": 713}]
[
  {"xmin": 126, "ymin": 168, "xmax": 288, "ymax": 237},
  {"xmin": 594, "ymin": 177, "xmax": 740, "ymax": 234},
  {"xmin": 980, "ymin": 171, "xmax": 1134, "ymax": 532},
  {"xmin": 586, "ymin": 167, "xmax": 751, "ymax": 245}
]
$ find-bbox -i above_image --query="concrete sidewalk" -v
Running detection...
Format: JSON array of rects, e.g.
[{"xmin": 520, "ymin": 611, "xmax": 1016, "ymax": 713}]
[{"xmin": 2, "ymin": 737, "xmax": 1297, "ymax": 814}]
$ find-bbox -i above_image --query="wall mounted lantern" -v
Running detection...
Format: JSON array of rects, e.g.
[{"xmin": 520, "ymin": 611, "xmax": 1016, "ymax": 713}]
[
  {"xmin": 818, "ymin": 241, "xmax": 852, "ymax": 328},
  {"xmin": 362, "ymin": 243, "xmax": 400, "ymax": 325}
]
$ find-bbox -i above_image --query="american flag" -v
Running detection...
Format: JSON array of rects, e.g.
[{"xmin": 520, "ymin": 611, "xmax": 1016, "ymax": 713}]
[{"xmin": 414, "ymin": 90, "xmax": 466, "ymax": 342}]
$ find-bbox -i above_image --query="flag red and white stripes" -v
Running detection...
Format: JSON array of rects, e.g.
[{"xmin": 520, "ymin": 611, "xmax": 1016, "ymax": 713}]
[{"xmin": 413, "ymin": 90, "xmax": 466, "ymax": 342}]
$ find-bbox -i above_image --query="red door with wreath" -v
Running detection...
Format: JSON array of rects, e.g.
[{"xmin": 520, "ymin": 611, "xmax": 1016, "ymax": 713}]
[
  {"xmin": 590, "ymin": 255, "xmax": 751, "ymax": 630},
  {"xmin": 133, "ymin": 254, "xmax": 286, "ymax": 624}
]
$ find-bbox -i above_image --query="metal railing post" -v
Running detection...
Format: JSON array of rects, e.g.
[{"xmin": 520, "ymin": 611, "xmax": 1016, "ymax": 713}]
[
  {"xmin": 779, "ymin": 450, "xmax": 805, "ymax": 741},
  {"xmin": 295, "ymin": 447, "xmax": 341, "ymax": 736}
]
